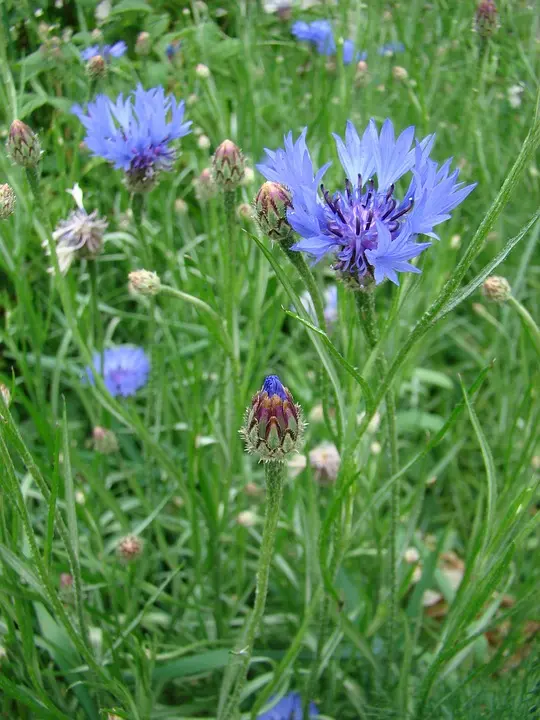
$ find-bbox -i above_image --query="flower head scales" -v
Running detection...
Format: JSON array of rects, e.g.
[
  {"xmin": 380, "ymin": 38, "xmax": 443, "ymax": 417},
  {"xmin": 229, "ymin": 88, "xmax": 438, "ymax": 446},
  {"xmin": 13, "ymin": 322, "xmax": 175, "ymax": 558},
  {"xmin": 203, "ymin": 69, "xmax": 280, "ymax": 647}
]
[
  {"xmin": 86, "ymin": 346, "xmax": 150, "ymax": 397},
  {"xmin": 72, "ymin": 84, "xmax": 192, "ymax": 191},
  {"xmin": 257, "ymin": 119, "xmax": 476, "ymax": 287},
  {"xmin": 257, "ymin": 691, "xmax": 318, "ymax": 719}
]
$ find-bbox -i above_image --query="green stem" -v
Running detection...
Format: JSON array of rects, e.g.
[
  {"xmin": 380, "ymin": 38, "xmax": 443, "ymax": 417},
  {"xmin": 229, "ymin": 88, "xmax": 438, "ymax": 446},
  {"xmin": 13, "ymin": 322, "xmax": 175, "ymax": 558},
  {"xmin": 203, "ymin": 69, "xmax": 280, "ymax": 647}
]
[
  {"xmin": 219, "ymin": 461, "xmax": 286, "ymax": 720},
  {"xmin": 355, "ymin": 290, "xmax": 399, "ymax": 674},
  {"xmin": 507, "ymin": 294, "xmax": 540, "ymax": 357},
  {"xmin": 88, "ymin": 262, "xmax": 104, "ymax": 418}
]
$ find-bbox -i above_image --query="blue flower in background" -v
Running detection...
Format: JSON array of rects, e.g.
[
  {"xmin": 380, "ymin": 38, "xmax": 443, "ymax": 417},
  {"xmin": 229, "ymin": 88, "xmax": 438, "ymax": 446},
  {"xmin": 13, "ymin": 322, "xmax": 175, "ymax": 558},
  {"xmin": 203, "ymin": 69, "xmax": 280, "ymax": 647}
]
[
  {"xmin": 343, "ymin": 41, "xmax": 367, "ymax": 66},
  {"xmin": 378, "ymin": 41, "xmax": 405, "ymax": 56},
  {"xmin": 72, "ymin": 85, "xmax": 192, "ymax": 191},
  {"xmin": 257, "ymin": 692, "xmax": 318, "ymax": 719},
  {"xmin": 257, "ymin": 120, "xmax": 476, "ymax": 287},
  {"xmin": 86, "ymin": 346, "xmax": 150, "ymax": 397},
  {"xmin": 81, "ymin": 41, "xmax": 127, "ymax": 62},
  {"xmin": 292, "ymin": 19, "xmax": 336, "ymax": 56},
  {"xmin": 165, "ymin": 41, "xmax": 181, "ymax": 59}
]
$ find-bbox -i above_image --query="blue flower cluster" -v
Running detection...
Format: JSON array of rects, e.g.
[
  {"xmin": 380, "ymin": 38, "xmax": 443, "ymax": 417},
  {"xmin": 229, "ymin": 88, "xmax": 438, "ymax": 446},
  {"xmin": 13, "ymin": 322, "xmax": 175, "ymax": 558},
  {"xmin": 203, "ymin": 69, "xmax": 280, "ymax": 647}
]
[
  {"xmin": 81, "ymin": 41, "xmax": 127, "ymax": 62},
  {"xmin": 258, "ymin": 119, "xmax": 475, "ymax": 286},
  {"xmin": 86, "ymin": 346, "xmax": 150, "ymax": 397},
  {"xmin": 290, "ymin": 20, "xmax": 372, "ymax": 65},
  {"xmin": 257, "ymin": 692, "xmax": 318, "ymax": 719},
  {"xmin": 73, "ymin": 84, "xmax": 192, "ymax": 191}
]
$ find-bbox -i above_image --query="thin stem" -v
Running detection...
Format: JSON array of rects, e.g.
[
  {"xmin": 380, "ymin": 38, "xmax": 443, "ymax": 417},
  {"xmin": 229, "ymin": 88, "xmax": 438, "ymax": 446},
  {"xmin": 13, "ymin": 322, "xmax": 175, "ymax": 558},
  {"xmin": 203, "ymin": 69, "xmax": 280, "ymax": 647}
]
[
  {"xmin": 355, "ymin": 290, "xmax": 399, "ymax": 673},
  {"xmin": 219, "ymin": 461, "xmax": 286, "ymax": 720},
  {"xmin": 507, "ymin": 294, "xmax": 540, "ymax": 357}
]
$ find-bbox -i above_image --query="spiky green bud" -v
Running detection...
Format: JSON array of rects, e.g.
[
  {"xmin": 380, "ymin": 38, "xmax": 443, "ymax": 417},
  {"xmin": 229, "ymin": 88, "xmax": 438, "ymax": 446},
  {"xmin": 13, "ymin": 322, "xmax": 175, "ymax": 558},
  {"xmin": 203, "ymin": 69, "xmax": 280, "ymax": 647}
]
[
  {"xmin": 212, "ymin": 139, "xmax": 245, "ymax": 191},
  {"xmin": 7, "ymin": 120, "xmax": 42, "ymax": 169},
  {"xmin": 482, "ymin": 275, "xmax": 511, "ymax": 303},
  {"xmin": 254, "ymin": 181, "xmax": 293, "ymax": 242},
  {"xmin": 0, "ymin": 184, "xmax": 16, "ymax": 220},
  {"xmin": 128, "ymin": 269, "xmax": 162, "ymax": 297},
  {"xmin": 241, "ymin": 375, "xmax": 304, "ymax": 462}
]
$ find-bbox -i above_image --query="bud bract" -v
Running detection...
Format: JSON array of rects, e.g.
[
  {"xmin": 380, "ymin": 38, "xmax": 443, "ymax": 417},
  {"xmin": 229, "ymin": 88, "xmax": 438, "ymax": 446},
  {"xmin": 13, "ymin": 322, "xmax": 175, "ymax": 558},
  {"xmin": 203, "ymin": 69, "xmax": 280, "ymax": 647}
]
[
  {"xmin": 241, "ymin": 375, "xmax": 304, "ymax": 462},
  {"xmin": 7, "ymin": 120, "xmax": 42, "ymax": 169},
  {"xmin": 135, "ymin": 31, "xmax": 151, "ymax": 55},
  {"xmin": 254, "ymin": 181, "xmax": 293, "ymax": 242},
  {"xmin": 212, "ymin": 139, "xmax": 245, "ymax": 191},
  {"xmin": 475, "ymin": 0, "xmax": 498, "ymax": 38},
  {"xmin": 86, "ymin": 54, "xmax": 107, "ymax": 79},
  {"xmin": 0, "ymin": 184, "xmax": 16, "ymax": 220},
  {"xmin": 92, "ymin": 426, "xmax": 119, "ymax": 454},
  {"xmin": 482, "ymin": 275, "xmax": 511, "ymax": 303},
  {"xmin": 128, "ymin": 269, "xmax": 161, "ymax": 297}
]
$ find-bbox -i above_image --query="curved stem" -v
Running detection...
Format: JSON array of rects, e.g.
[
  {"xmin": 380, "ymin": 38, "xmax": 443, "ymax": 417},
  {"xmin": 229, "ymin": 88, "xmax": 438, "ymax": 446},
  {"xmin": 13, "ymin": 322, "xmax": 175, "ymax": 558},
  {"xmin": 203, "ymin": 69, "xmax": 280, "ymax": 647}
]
[
  {"xmin": 219, "ymin": 461, "xmax": 286, "ymax": 720},
  {"xmin": 507, "ymin": 294, "xmax": 540, "ymax": 357}
]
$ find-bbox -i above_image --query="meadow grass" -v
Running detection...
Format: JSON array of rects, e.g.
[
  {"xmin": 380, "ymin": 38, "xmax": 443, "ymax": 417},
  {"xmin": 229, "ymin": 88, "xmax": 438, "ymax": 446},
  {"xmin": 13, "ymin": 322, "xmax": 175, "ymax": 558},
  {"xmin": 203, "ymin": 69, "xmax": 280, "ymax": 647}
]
[{"xmin": 0, "ymin": 1, "xmax": 539, "ymax": 719}]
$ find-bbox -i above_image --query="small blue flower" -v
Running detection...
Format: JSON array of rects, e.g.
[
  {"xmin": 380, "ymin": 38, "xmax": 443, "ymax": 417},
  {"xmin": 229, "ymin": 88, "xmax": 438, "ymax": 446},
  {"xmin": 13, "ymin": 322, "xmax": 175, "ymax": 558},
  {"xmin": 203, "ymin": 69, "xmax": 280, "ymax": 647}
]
[
  {"xmin": 257, "ymin": 692, "xmax": 318, "ymax": 719},
  {"xmin": 257, "ymin": 119, "xmax": 476, "ymax": 287},
  {"xmin": 81, "ymin": 41, "xmax": 127, "ymax": 62},
  {"xmin": 378, "ymin": 41, "xmax": 405, "ymax": 56},
  {"xmin": 342, "ymin": 42, "xmax": 367, "ymax": 66},
  {"xmin": 72, "ymin": 85, "xmax": 192, "ymax": 191},
  {"xmin": 262, "ymin": 375, "xmax": 288, "ymax": 400},
  {"xmin": 292, "ymin": 19, "xmax": 336, "ymax": 56},
  {"xmin": 165, "ymin": 41, "xmax": 181, "ymax": 59},
  {"xmin": 86, "ymin": 346, "xmax": 150, "ymax": 397}
]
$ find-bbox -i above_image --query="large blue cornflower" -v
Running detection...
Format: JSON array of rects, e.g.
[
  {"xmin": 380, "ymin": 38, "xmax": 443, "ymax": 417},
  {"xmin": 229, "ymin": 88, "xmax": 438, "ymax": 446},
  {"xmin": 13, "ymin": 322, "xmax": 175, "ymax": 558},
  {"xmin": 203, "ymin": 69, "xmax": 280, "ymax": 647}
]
[
  {"xmin": 292, "ymin": 19, "xmax": 336, "ymax": 55},
  {"xmin": 81, "ymin": 41, "xmax": 127, "ymax": 62},
  {"xmin": 86, "ymin": 346, "xmax": 150, "ymax": 397},
  {"xmin": 257, "ymin": 120, "xmax": 476, "ymax": 286},
  {"xmin": 257, "ymin": 692, "xmax": 318, "ymax": 719},
  {"xmin": 72, "ymin": 85, "xmax": 192, "ymax": 192}
]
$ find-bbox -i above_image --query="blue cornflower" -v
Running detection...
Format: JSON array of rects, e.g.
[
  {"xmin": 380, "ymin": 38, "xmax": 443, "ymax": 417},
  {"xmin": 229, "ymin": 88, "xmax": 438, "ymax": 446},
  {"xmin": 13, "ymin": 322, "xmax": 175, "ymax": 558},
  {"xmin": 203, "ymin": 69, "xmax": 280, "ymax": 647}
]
[
  {"xmin": 165, "ymin": 41, "xmax": 181, "ymax": 59},
  {"xmin": 81, "ymin": 41, "xmax": 127, "ymax": 62},
  {"xmin": 343, "ymin": 41, "xmax": 367, "ymax": 66},
  {"xmin": 292, "ymin": 19, "xmax": 336, "ymax": 55},
  {"xmin": 72, "ymin": 85, "xmax": 192, "ymax": 192},
  {"xmin": 86, "ymin": 346, "xmax": 150, "ymax": 397},
  {"xmin": 257, "ymin": 120, "xmax": 476, "ymax": 287},
  {"xmin": 378, "ymin": 41, "xmax": 405, "ymax": 56},
  {"xmin": 257, "ymin": 692, "xmax": 318, "ymax": 719}
]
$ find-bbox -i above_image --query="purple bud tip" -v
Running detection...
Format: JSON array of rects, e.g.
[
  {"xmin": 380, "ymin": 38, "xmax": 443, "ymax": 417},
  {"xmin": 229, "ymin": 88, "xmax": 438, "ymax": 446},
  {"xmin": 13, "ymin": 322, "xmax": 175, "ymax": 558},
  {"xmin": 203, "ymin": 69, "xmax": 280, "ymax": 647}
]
[{"xmin": 262, "ymin": 375, "xmax": 287, "ymax": 400}]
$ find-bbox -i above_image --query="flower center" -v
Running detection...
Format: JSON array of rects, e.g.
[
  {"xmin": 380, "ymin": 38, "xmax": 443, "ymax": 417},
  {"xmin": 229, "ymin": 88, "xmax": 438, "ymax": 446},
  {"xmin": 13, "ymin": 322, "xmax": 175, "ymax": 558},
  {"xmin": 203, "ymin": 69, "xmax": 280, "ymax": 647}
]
[{"xmin": 320, "ymin": 176, "xmax": 414, "ymax": 276}]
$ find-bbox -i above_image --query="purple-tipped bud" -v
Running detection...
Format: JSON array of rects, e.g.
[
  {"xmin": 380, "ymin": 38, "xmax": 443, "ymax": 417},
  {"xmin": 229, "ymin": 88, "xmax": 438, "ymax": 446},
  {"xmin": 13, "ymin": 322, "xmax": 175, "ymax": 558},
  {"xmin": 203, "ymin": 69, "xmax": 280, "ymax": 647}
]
[
  {"xmin": 7, "ymin": 120, "xmax": 42, "ymax": 169},
  {"xmin": 241, "ymin": 375, "xmax": 304, "ymax": 462},
  {"xmin": 0, "ymin": 184, "xmax": 16, "ymax": 220},
  {"xmin": 86, "ymin": 54, "xmax": 107, "ymax": 79},
  {"xmin": 475, "ymin": 0, "xmax": 498, "ymax": 38},
  {"xmin": 254, "ymin": 181, "xmax": 293, "ymax": 243},
  {"xmin": 212, "ymin": 139, "xmax": 245, "ymax": 191}
]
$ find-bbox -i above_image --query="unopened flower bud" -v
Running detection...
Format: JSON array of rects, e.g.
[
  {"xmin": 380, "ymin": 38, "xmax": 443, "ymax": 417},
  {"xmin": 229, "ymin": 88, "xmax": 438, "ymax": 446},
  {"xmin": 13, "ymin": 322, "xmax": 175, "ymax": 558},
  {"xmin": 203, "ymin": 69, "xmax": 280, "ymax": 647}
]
[
  {"xmin": 194, "ymin": 167, "xmax": 217, "ymax": 201},
  {"xmin": 128, "ymin": 269, "xmax": 161, "ymax": 297},
  {"xmin": 309, "ymin": 442, "xmax": 340, "ymax": 485},
  {"xmin": 0, "ymin": 383, "xmax": 11, "ymax": 407},
  {"xmin": 86, "ymin": 54, "xmax": 107, "ymax": 79},
  {"xmin": 116, "ymin": 534, "xmax": 144, "ymax": 562},
  {"xmin": 482, "ymin": 275, "xmax": 511, "ymax": 303},
  {"xmin": 241, "ymin": 166, "xmax": 255, "ymax": 186},
  {"xmin": 244, "ymin": 482, "xmax": 264, "ymax": 498},
  {"xmin": 392, "ymin": 65, "xmax": 408, "ymax": 80},
  {"xmin": 237, "ymin": 203, "xmax": 252, "ymax": 220},
  {"xmin": 135, "ymin": 31, "xmax": 151, "ymax": 55},
  {"xmin": 7, "ymin": 120, "xmax": 42, "ymax": 169},
  {"xmin": 241, "ymin": 375, "xmax": 304, "ymax": 462},
  {"xmin": 60, "ymin": 572, "xmax": 74, "ymax": 588},
  {"xmin": 254, "ymin": 181, "xmax": 293, "ymax": 242},
  {"xmin": 0, "ymin": 184, "xmax": 16, "ymax": 220},
  {"xmin": 92, "ymin": 426, "xmax": 119, "ymax": 454},
  {"xmin": 404, "ymin": 547, "xmax": 420, "ymax": 564},
  {"xmin": 195, "ymin": 63, "xmax": 210, "ymax": 78},
  {"xmin": 197, "ymin": 134, "xmax": 211, "ymax": 150},
  {"xmin": 236, "ymin": 510, "xmax": 257, "ymax": 527},
  {"xmin": 212, "ymin": 139, "xmax": 245, "ymax": 191},
  {"xmin": 175, "ymin": 198, "xmax": 188, "ymax": 214},
  {"xmin": 475, "ymin": 0, "xmax": 498, "ymax": 38}
]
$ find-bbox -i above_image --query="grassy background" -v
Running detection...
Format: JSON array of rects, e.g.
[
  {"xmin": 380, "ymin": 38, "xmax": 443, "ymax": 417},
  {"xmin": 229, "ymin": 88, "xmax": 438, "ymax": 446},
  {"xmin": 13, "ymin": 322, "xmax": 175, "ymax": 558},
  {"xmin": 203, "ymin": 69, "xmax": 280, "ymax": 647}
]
[{"xmin": 0, "ymin": 0, "xmax": 538, "ymax": 718}]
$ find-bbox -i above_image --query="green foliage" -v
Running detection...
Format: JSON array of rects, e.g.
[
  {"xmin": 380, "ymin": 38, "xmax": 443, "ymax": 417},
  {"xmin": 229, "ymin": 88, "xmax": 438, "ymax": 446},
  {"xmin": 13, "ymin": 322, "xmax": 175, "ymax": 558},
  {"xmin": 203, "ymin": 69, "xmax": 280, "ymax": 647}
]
[{"xmin": 0, "ymin": 1, "xmax": 539, "ymax": 719}]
